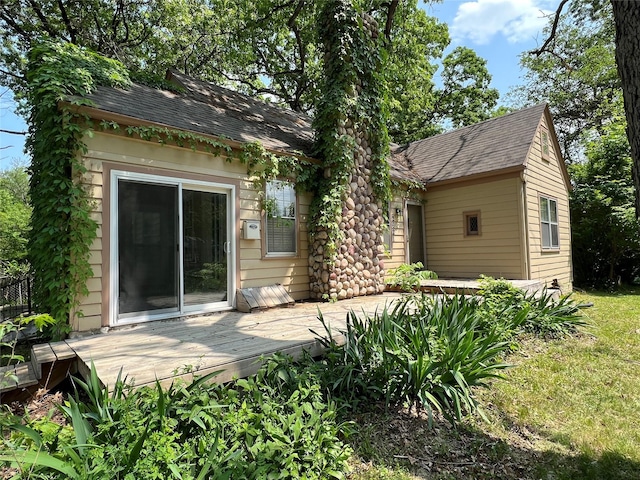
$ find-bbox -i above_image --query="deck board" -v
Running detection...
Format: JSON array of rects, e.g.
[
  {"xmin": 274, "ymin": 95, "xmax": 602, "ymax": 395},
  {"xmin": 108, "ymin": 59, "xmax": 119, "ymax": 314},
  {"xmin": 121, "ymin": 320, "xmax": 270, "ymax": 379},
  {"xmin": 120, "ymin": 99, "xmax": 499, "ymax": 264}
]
[{"xmin": 66, "ymin": 293, "xmax": 403, "ymax": 390}]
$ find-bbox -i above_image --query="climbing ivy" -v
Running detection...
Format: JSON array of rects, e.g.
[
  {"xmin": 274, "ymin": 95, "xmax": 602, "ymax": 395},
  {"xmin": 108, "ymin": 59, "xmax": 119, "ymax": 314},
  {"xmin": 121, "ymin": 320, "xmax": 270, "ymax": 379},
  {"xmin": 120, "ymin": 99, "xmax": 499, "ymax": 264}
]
[
  {"xmin": 26, "ymin": 42, "xmax": 131, "ymax": 338},
  {"xmin": 311, "ymin": 0, "xmax": 391, "ymax": 258},
  {"xmin": 240, "ymin": 142, "xmax": 319, "ymax": 206}
]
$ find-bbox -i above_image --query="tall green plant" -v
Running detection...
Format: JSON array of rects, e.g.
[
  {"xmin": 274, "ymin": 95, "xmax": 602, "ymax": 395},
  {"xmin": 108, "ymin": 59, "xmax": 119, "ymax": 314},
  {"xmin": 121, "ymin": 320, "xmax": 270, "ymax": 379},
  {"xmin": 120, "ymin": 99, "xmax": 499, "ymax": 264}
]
[{"xmin": 314, "ymin": 294, "xmax": 512, "ymax": 423}]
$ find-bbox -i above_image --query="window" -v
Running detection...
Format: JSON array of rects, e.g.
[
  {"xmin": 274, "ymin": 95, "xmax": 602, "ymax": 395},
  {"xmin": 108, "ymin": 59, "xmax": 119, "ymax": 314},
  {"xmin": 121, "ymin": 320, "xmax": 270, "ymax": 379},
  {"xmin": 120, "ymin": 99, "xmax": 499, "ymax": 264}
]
[
  {"xmin": 540, "ymin": 196, "xmax": 559, "ymax": 249},
  {"xmin": 463, "ymin": 211, "xmax": 481, "ymax": 236},
  {"xmin": 265, "ymin": 180, "xmax": 296, "ymax": 255},
  {"xmin": 541, "ymin": 128, "xmax": 550, "ymax": 161}
]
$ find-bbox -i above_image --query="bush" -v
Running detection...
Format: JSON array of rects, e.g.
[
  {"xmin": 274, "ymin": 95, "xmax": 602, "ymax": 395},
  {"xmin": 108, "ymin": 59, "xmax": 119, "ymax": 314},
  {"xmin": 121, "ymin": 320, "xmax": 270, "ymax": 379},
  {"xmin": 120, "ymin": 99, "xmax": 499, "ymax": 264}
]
[
  {"xmin": 477, "ymin": 275, "xmax": 586, "ymax": 339},
  {"xmin": 386, "ymin": 262, "xmax": 438, "ymax": 292},
  {"xmin": 313, "ymin": 294, "xmax": 512, "ymax": 423}
]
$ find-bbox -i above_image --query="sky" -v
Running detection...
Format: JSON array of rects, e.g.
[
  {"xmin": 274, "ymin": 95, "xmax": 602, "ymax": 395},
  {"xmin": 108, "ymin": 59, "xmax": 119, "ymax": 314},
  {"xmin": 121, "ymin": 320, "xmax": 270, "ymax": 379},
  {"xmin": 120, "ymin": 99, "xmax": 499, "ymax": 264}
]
[{"xmin": 0, "ymin": 0, "xmax": 555, "ymax": 170}]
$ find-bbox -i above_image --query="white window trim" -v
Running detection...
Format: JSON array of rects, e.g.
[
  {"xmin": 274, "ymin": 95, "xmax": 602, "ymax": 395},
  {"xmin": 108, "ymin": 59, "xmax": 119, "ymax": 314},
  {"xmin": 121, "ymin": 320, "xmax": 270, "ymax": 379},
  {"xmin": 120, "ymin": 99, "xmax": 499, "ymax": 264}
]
[
  {"xmin": 264, "ymin": 179, "xmax": 297, "ymax": 257},
  {"xmin": 540, "ymin": 195, "xmax": 559, "ymax": 250}
]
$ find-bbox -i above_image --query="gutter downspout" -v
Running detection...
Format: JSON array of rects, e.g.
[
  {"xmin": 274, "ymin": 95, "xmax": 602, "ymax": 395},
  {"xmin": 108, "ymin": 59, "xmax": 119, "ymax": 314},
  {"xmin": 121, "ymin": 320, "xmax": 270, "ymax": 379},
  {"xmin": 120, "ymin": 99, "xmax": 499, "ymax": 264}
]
[{"xmin": 519, "ymin": 172, "xmax": 532, "ymax": 280}]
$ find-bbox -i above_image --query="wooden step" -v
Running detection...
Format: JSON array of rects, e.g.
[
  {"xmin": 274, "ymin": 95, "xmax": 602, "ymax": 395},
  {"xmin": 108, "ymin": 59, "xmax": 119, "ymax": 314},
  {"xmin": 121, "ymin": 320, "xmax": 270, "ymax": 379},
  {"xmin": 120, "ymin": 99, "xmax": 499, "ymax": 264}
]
[
  {"xmin": 0, "ymin": 362, "xmax": 38, "ymax": 391},
  {"xmin": 236, "ymin": 285, "xmax": 295, "ymax": 313},
  {"xmin": 1, "ymin": 341, "xmax": 78, "ymax": 401}
]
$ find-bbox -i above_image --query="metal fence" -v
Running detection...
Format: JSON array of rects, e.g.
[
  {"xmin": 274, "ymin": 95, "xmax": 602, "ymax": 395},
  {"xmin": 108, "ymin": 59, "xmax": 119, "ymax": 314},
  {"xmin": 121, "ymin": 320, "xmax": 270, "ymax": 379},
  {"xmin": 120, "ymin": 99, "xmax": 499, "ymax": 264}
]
[{"xmin": 0, "ymin": 276, "xmax": 33, "ymax": 321}]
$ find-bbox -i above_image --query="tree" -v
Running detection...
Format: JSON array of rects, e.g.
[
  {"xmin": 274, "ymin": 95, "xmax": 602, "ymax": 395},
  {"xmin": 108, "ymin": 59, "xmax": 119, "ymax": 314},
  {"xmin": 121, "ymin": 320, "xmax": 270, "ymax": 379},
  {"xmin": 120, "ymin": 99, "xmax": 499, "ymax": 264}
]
[
  {"xmin": 570, "ymin": 120, "xmax": 640, "ymax": 286},
  {"xmin": 0, "ymin": 162, "xmax": 31, "ymax": 277},
  {"xmin": 516, "ymin": 0, "xmax": 620, "ymax": 162},
  {"xmin": 611, "ymin": 1, "xmax": 640, "ymax": 217},
  {"xmin": 0, "ymin": 0, "xmax": 498, "ymax": 142},
  {"xmin": 525, "ymin": 0, "xmax": 640, "ymax": 216}
]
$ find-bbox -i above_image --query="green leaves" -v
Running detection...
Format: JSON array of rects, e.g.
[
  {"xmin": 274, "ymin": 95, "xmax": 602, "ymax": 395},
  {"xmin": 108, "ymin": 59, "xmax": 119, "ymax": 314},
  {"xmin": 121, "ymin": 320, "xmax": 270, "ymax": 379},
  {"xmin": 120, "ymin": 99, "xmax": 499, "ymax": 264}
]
[{"xmin": 1, "ymin": 361, "xmax": 351, "ymax": 479}]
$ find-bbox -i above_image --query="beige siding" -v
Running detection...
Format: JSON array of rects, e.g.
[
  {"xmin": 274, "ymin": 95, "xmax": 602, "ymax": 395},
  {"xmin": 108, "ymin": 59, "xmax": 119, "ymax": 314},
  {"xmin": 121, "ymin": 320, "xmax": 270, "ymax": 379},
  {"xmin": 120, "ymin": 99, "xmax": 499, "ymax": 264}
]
[
  {"xmin": 382, "ymin": 196, "xmax": 409, "ymax": 274},
  {"xmin": 423, "ymin": 176, "xmax": 525, "ymax": 279},
  {"xmin": 524, "ymin": 114, "xmax": 573, "ymax": 290},
  {"xmin": 74, "ymin": 131, "xmax": 311, "ymax": 331}
]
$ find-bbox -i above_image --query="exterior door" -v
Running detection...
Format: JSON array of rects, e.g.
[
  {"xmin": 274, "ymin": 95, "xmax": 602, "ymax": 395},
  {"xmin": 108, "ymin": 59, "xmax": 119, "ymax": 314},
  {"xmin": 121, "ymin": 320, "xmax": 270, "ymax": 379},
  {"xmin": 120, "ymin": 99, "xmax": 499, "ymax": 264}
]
[
  {"xmin": 112, "ymin": 172, "xmax": 234, "ymax": 325},
  {"xmin": 406, "ymin": 203, "xmax": 426, "ymax": 266}
]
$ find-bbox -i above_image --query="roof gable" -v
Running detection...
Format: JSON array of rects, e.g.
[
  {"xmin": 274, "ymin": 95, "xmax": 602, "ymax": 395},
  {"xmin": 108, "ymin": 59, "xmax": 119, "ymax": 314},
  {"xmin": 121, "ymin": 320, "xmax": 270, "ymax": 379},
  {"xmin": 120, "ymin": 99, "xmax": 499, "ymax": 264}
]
[{"xmin": 391, "ymin": 104, "xmax": 549, "ymax": 184}]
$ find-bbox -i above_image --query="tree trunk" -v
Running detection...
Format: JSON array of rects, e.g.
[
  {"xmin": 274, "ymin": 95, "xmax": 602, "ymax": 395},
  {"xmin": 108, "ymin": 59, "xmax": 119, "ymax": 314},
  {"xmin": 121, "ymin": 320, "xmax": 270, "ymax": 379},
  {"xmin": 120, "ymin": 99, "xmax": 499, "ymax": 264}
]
[{"xmin": 612, "ymin": 1, "xmax": 640, "ymax": 218}]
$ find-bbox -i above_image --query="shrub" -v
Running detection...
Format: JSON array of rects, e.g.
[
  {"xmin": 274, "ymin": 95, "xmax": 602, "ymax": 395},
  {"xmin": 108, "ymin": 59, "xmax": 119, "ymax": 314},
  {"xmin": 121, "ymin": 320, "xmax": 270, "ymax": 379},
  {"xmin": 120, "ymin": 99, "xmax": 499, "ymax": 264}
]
[
  {"xmin": 386, "ymin": 262, "xmax": 438, "ymax": 292},
  {"xmin": 0, "ymin": 362, "xmax": 351, "ymax": 479},
  {"xmin": 477, "ymin": 276, "xmax": 586, "ymax": 338},
  {"xmin": 313, "ymin": 294, "xmax": 511, "ymax": 423}
]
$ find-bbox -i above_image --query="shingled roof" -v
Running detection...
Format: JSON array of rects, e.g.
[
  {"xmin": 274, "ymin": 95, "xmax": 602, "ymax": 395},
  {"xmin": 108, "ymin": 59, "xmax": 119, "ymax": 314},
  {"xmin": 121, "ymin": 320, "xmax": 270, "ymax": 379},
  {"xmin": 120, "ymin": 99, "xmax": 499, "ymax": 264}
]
[
  {"xmin": 391, "ymin": 103, "xmax": 548, "ymax": 184},
  {"xmin": 81, "ymin": 70, "xmax": 549, "ymax": 187},
  {"xmin": 82, "ymin": 69, "xmax": 315, "ymax": 155}
]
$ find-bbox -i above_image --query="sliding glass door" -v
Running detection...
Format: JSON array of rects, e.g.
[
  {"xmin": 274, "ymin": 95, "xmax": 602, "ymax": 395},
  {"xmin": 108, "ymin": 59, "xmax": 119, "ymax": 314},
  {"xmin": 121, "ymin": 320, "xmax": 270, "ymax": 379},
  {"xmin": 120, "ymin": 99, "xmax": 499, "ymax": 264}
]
[
  {"xmin": 112, "ymin": 172, "xmax": 234, "ymax": 325},
  {"xmin": 182, "ymin": 190, "xmax": 228, "ymax": 306}
]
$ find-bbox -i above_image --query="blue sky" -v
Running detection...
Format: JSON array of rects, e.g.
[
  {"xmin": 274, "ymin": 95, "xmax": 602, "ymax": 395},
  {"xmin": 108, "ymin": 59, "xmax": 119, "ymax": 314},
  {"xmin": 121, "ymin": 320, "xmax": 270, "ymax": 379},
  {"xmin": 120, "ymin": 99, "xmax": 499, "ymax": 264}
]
[
  {"xmin": 426, "ymin": 0, "xmax": 554, "ymax": 97},
  {"xmin": 0, "ymin": 0, "xmax": 554, "ymax": 170}
]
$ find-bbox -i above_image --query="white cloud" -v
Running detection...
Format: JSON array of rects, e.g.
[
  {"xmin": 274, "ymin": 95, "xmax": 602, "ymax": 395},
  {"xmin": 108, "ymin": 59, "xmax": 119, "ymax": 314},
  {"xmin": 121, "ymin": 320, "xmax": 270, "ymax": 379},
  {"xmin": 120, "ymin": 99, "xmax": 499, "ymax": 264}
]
[{"xmin": 450, "ymin": 0, "xmax": 553, "ymax": 45}]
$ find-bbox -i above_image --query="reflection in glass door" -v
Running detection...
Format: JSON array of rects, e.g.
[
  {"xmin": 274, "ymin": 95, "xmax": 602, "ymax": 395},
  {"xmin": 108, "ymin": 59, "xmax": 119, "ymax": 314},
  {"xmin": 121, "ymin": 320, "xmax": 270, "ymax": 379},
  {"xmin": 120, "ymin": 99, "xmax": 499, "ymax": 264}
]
[
  {"xmin": 114, "ymin": 173, "xmax": 233, "ymax": 325},
  {"xmin": 183, "ymin": 190, "xmax": 227, "ymax": 306},
  {"xmin": 118, "ymin": 180, "xmax": 179, "ymax": 316}
]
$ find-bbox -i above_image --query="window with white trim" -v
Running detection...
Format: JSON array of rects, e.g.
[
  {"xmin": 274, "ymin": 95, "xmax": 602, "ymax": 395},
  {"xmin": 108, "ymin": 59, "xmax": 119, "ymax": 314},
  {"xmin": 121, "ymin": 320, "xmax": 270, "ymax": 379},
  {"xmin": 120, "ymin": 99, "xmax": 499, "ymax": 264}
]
[
  {"xmin": 265, "ymin": 180, "xmax": 296, "ymax": 255},
  {"xmin": 540, "ymin": 196, "xmax": 559, "ymax": 249}
]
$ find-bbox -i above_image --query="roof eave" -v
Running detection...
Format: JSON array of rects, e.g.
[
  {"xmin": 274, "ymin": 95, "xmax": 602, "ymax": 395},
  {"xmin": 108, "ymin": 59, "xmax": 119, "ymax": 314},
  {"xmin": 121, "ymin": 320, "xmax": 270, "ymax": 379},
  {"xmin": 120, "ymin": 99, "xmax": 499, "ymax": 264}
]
[
  {"xmin": 61, "ymin": 100, "xmax": 320, "ymax": 164},
  {"xmin": 426, "ymin": 164, "xmax": 525, "ymax": 188}
]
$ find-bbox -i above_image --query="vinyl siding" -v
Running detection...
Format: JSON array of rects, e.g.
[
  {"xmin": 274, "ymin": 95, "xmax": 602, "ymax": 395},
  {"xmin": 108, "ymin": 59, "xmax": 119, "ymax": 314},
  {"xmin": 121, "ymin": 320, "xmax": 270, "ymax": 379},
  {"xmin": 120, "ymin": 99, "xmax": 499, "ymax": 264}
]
[
  {"xmin": 382, "ymin": 196, "xmax": 409, "ymax": 274},
  {"xmin": 524, "ymin": 114, "xmax": 573, "ymax": 290},
  {"xmin": 423, "ymin": 176, "xmax": 525, "ymax": 279},
  {"xmin": 74, "ymin": 131, "xmax": 311, "ymax": 331}
]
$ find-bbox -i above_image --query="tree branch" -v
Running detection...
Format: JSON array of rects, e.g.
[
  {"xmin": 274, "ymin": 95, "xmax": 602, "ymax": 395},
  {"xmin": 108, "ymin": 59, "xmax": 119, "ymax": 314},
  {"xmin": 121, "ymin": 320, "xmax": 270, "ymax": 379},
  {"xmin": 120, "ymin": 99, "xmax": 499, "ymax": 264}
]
[
  {"xmin": 0, "ymin": 128, "xmax": 27, "ymax": 135},
  {"xmin": 57, "ymin": 0, "xmax": 77, "ymax": 44},
  {"xmin": 529, "ymin": 0, "xmax": 571, "ymax": 56},
  {"xmin": 384, "ymin": 0, "xmax": 399, "ymax": 43}
]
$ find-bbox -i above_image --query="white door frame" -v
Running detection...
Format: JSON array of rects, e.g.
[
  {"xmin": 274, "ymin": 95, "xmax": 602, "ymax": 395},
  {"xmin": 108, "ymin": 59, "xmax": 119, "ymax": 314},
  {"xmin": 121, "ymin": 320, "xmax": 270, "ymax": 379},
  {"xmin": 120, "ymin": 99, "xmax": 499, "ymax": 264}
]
[{"xmin": 109, "ymin": 170, "xmax": 236, "ymax": 326}]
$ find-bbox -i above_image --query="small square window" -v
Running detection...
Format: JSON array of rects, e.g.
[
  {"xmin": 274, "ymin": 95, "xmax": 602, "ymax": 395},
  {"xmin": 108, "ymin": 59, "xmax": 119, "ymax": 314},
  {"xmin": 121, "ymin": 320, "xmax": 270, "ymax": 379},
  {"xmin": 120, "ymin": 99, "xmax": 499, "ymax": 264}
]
[{"xmin": 463, "ymin": 211, "xmax": 481, "ymax": 237}]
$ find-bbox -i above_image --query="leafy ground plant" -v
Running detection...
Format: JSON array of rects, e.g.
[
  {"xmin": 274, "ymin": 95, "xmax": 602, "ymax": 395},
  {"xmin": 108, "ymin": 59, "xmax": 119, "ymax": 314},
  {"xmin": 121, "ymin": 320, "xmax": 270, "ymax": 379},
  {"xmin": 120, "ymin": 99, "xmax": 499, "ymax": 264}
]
[
  {"xmin": 1, "ymin": 314, "xmax": 55, "ymax": 388},
  {"xmin": 0, "ymin": 359, "xmax": 351, "ymax": 479},
  {"xmin": 345, "ymin": 289, "xmax": 637, "ymax": 479},
  {"xmin": 386, "ymin": 263, "xmax": 438, "ymax": 292}
]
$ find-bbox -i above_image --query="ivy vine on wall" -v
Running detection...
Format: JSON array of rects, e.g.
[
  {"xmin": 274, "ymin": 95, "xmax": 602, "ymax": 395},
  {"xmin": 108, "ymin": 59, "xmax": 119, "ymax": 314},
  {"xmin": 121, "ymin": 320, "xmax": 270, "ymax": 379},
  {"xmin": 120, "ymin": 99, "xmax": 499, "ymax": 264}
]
[
  {"xmin": 311, "ymin": 0, "xmax": 392, "ymax": 258},
  {"xmin": 26, "ymin": 42, "xmax": 131, "ymax": 338},
  {"xmin": 25, "ymin": 41, "xmax": 321, "ymax": 336}
]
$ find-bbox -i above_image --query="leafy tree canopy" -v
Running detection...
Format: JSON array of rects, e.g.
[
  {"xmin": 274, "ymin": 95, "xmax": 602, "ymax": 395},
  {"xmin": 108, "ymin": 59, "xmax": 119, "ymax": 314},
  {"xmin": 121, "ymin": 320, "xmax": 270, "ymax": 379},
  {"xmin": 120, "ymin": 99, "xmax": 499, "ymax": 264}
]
[
  {"xmin": 0, "ymin": 0, "xmax": 498, "ymax": 143},
  {"xmin": 0, "ymin": 163, "xmax": 31, "ymax": 277},
  {"xmin": 513, "ymin": 0, "xmax": 621, "ymax": 162},
  {"xmin": 570, "ymin": 118, "xmax": 640, "ymax": 286}
]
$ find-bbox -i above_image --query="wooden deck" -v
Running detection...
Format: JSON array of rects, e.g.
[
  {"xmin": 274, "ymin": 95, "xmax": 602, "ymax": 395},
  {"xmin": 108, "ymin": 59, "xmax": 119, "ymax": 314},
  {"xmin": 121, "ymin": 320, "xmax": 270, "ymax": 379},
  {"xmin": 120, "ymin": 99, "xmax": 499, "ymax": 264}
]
[{"xmin": 65, "ymin": 293, "xmax": 404, "ymax": 390}]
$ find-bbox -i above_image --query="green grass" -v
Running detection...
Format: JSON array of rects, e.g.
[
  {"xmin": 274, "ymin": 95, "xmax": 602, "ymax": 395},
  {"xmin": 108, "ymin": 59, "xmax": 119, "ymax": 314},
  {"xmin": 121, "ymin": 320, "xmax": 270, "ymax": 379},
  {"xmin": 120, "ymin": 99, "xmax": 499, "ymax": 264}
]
[
  {"xmin": 346, "ymin": 289, "xmax": 640, "ymax": 479},
  {"xmin": 484, "ymin": 288, "xmax": 640, "ymax": 478}
]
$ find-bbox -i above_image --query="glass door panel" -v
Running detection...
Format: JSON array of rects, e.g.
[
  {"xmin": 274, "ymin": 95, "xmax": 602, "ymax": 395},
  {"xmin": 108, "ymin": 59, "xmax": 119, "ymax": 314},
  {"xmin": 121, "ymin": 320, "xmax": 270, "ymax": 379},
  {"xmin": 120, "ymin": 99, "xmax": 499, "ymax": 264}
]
[
  {"xmin": 118, "ymin": 180, "xmax": 179, "ymax": 316},
  {"xmin": 183, "ymin": 190, "xmax": 228, "ymax": 306}
]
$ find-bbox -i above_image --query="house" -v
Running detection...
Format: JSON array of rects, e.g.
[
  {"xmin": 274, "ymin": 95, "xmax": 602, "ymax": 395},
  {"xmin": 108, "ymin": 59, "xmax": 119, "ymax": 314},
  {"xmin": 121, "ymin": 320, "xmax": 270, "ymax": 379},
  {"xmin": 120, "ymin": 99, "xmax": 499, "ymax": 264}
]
[
  {"xmin": 68, "ymin": 71, "xmax": 572, "ymax": 332},
  {"xmin": 389, "ymin": 104, "xmax": 573, "ymax": 290}
]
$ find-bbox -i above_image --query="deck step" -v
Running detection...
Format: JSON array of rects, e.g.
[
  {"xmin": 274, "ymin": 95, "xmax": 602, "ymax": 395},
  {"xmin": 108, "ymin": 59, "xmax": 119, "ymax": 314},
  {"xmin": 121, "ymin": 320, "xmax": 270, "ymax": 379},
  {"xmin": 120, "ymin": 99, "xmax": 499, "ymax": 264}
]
[
  {"xmin": 1, "ymin": 341, "xmax": 78, "ymax": 401},
  {"xmin": 1, "ymin": 362, "xmax": 38, "ymax": 391}
]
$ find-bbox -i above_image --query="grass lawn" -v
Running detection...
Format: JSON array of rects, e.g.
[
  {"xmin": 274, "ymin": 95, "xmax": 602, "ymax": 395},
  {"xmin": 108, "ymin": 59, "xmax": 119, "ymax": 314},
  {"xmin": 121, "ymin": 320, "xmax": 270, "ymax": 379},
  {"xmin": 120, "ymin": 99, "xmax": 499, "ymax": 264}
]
[{"xmin": 346, "ymin": 288, "xmax": 640, "ymax": 479}]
